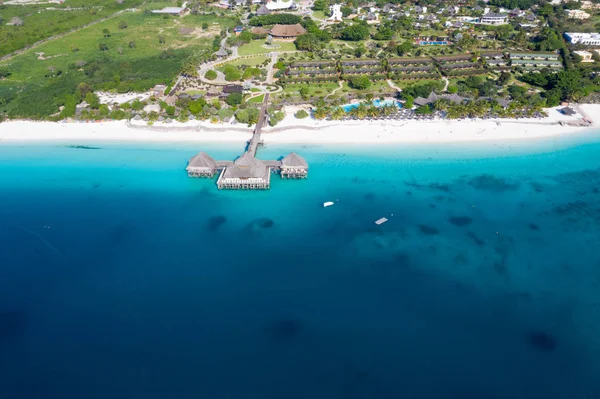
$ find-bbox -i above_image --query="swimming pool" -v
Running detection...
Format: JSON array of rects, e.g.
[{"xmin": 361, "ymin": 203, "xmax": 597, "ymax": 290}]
[{"xmin": 341, "ymin": 99, "xmax": 402, "ymax": 113}]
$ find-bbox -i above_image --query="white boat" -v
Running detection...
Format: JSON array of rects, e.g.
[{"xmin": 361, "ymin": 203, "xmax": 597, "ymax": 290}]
[
  {"xmin": 323, "ymin": 201, "xmax": 335, "ymax": 207},
  {"xmin": 375, "ymin": 217, "xmax": 388, "ymax": 225}
]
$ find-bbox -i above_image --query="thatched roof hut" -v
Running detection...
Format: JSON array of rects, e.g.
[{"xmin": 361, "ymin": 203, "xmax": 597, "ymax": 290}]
[
  {"xmin": 187, "ymin": 152, "xmax": 217, "ymax": 177},
  {"xmin": 281, "ymin": 152, "xmax": 307, "ymax": 168},
  {"xmin": 269, "ymin": 24, "xmax": 306, "ymax": 39},
  {"xmin": 256, "ymin": 4, "xmax": 271, "ymax": 15},
  {"xmin": 280, "ymin": 152, "xmax": 308, "ymax": 178},
  {"xmin": 414, "ymin": 92, "xmax": 466, "ymax": 106},
  {"xmin": 250, "ymin": 26, "xmax": 269, "ymax": 36}
]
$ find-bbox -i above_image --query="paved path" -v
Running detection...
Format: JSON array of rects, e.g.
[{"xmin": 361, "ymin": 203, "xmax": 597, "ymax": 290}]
[
  {"xmin": 442, "ymin": 77, "xmax": 449, "ymax": 92},
  {"xmin": 386, "ymin": 79, "xmax": 402, "ymax": 93},
  {"xmin": 325, "ymin": 81, "xmax": 343, "ymax": 99},
  {"xmin": 266, "ymin": 52, "xmax": 278, "ymax": 84}
]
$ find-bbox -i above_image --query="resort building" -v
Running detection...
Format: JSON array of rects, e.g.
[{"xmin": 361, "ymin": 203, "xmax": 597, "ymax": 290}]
[
  {"xmin": 250, "ymin": 27, "xmax": 269, "ymax": 36},
  {"xmin": 511, "ymin": 59, "xmax": 563, "ymax": 69},
  {"xmin": 187, "ymin": 152, "xmax": 217, "ymax": 177},
  {"xmin": 217, "ymin": 153, "xmax": 270, "ymax": 190},
  {"xmin": 329, "ymin": 4, "xmax": 343, "ymax": 21},
  {"xmin": 151, "ymin": 6, "xmax": 187, "ymax": 16},
  {"xmin": 215, "ymin": 48, "xmax": 228, "ymax": 58},
  {"xmin": 574, "ymin": 50, "xmax": 594, "ymax": 62},
  {"xmin": 509, "ymin": 52, "xmax": 559, "ymax": 61},
  {"xmin": 564, "ymin": 9, "xmax": 591, "ymax": 19},
  {"xmin": 269, "ymin": 24, "xmax": 306, "ymax": 40},
  {"xmin": 265, "ymin": 0, "xmax": 295, "ymax": 11},
  {"xmin": 581, "ymin": 0, "xmax": 600, "ymax": 9},
  {"xmin": 414, "ymin": 92, "xmax": 467, "ymax": 106},
  {"xmin": 280, "ymin": 153, "xmax": 308, "ymax": 179},
  {"xmin": 256, "ymin": 4, "xmax": 271, "ymax": 15},
  {"xmin": 480, "ymin": 13, "xmax": 508, "ymax": 25},
  {"xmin": 564, "ymin": 32, "xmax": 600, "ymax": 46}
]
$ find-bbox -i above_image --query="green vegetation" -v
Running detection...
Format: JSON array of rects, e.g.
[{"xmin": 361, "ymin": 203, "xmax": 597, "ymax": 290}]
[
  {"xmin": 0, "ymin": 0, "xmax": 148, "ymax": 57},
  {"xmin": 235, "ymin": 107, "xmax": 260, "ymax": 125},
  {"xmin": 205, "ymin": 69, "xmax": 218, "ymax": 80},
  {"xmin": 220, "ymin": 64, "xmax": 241, "ymax": 81},
  {"xmin": 248, "ymin": 14, "xmax": 301, "ymax": 26},
  {"xmin": 339, "ymin": 23, "xmax": 370, "ymax": 41},
  {"xmin": 238, "ymin": 40, "xmax": 296, "ymax": 55},
  {"xmin": 349, "ymin": 75, "xmax": 371, "ymax": 90},
  {"xmin": 0, "ymin": 10, "xmax": 223, "ymax": 119},
  {"xmin": 312, "ymin": 11, "xmax": 327, "ymax": 20},
  {"xmin": 248, "ymin": 94, "xmax": 265, "ymax": 103},
  {"xmin": 295, "ymin": 109, "xmax": 309, "ymax": 118},
  {"xmin": 226, "ymin": 55, "xmax": 269, "ymax": 67},
  {"xmin": 225, "ymin": 92, "xmax": 242, "ymax": 106}
]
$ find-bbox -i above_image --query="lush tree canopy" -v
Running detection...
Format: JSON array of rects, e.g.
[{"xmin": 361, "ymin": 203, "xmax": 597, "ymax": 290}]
[
  {"xmin": 225, "ymin": 92, "xmax": 243, "ymax": 106},
  {"xmin": 249, "ymin": 14, "xmax": 301, "ymax": 26},
  {"xmin": 349, "ymin": 75, "xmax": 371, "ymax": 90},
  {"xmin": 295, "ymin": 33, "xmax": 321, "ymax": 51},
  {"xmin": 340, "ymin": 23, "xmax": 369, "ymax": 41}
]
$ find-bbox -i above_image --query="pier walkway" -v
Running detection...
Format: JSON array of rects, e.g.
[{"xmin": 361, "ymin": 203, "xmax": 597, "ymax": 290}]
[
  {"xmin": 186, "ymin": 93, "xmax": 307, "ymax": 189},
  {"xmin": 247, "ymin": 93, "xmax": 270, "ymax": 157}
]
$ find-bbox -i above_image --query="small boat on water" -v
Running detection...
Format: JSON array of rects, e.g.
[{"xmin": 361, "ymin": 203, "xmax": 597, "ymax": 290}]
[
  {"xmin": 375, "ymin": 217, "xmax": 388, "ymax": 225},
  {"xmin": 323, "ymin": 201, "xmax": 335, "ymax": 207}
]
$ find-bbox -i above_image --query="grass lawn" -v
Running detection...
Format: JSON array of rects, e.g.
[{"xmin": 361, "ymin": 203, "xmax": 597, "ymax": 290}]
[
  {"xmin": 0, "ymin": 0, "xmax": 148, "ymax": 57},
  {"xmin": 226, "ymin": 55, "xmax": 269, "ymax": 67},
  {"xmin": 248, "ymin": 94, "xmax": 265, "ymax": 103},
  {"xmin": 312, "ymin": 10, "xmax": 327, "ymax": 19},
  {"xmin": 238, "ymin": 40, "xmax": 296, "ymax": 56},
  {"xmin": 0, "ymin": 10, "xmax": 222, "ymax": 118},
  {"xmin": 282, "ymin": 82, "xmax": 339, "ymax": 97},
  {"xmin": 341, "ymin": 80, "xmax": 391, "ymax": 94}
]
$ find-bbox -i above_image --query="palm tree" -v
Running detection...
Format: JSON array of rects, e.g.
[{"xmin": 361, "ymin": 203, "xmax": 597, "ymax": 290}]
[{"xmin": 331, "ymin": 107, "xmax": 345, "ymax": 120}]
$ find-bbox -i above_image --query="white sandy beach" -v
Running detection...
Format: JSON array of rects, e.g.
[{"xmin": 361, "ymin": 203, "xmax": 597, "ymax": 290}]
[{"xmin": 0, "ymin": 104, "xmax": 598, "ymax": 145}]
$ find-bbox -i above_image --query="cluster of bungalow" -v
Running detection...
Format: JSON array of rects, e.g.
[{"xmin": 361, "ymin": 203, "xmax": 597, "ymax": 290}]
[
  {"xmin": 509, "ymin": 52, "xmax": 562, "ymax": 70},
  {"xmin": 481, "ymin": 52, "xmax": 509, "ymax": 71},
  {"xmin": 387, "ymin": 57, "xmax": 437, "ymax": 80},
  {"xmin": 433, "ymin": 54, "xmax": 486, "ymax": 77},
  {"xmin": 287, "ymin": 60, "xmax": 338, "ymax": 80},
  {"xmin": 340, "ymin": 59, "xmax": 385, "ymax": 78}
]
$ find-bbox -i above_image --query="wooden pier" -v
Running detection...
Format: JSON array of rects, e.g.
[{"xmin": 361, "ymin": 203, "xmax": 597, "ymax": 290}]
[{"xmin": 186, "ymin": 93, "xmax": 308, "ymax": 190}]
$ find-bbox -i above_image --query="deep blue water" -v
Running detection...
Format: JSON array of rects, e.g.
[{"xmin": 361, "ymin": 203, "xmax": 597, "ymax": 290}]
[{"xmin": 1, "ymin": 134, "xmax": 600, "ymax": 399}]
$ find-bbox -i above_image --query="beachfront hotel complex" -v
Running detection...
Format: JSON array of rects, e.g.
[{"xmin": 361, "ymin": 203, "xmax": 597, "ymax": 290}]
[{"xmin": 564, "ymin": 32, "xmax": 600, "ymax": 46}]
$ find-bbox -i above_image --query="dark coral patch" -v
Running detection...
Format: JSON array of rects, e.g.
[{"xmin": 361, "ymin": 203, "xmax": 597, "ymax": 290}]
[
  {"xmin": 418, "ymin": 225, "xmax": 439, "ymax": 235},
  {"xmin": 208, "ymin": 216, "xmax": 227, "ymax": 232},
  {"xmin": 246, "ymin": 217, "xmax": 275, "ymax": 232},
  {"xmin": 468, "ymin": 174, "xmax": 519, "ymax": 192},
  {"xmin": 528, "ymin": 223, "xmax": 540, "ymax": 231},
  {"xmin": 258, "ymin": 218, "xmax": 275, "ymax": 228},
  {"xmin": 449, "ymin": 216, "xmax": 473, "ymax": 227},
  {"xmin": 467, "ymin": 232, "xmax": 485, "ymax": 247},
  {"xmin": 527, "ymin": 330, "xmax": 557, "ymax": 352}
]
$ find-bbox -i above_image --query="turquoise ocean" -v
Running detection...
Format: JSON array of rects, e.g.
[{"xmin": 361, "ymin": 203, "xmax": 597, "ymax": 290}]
[{"xmin": 1, "ymin": 130, "xmax": 600, "ymax": 398}]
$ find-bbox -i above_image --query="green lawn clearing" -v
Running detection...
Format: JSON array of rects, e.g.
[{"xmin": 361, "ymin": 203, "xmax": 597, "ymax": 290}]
[{"xmin": 238, "ymin": 40, "xmax": 296, "ymax": 56}]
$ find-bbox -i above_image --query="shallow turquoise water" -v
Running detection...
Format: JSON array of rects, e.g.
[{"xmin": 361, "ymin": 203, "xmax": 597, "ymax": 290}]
[{"xmin": 1, "ymin": 132, "xmax": 600, "ymax": 398}]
